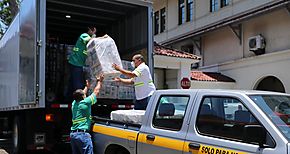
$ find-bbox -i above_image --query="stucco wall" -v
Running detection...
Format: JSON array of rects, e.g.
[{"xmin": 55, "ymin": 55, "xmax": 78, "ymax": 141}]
[
  {"xmin": 203, "ymin": 27, "xmax": 243, "ymax": 66},
  {"xmin": 153, "ymin": 0, "xmax": 274, "ymax": 43},
  {"xmin": 190, "ymin": 81, "xmax": 235, "ymax": 89},
  {"xmin": 209, "ymin": 49, "xmax": 290, "ymax": 93},
  {"xmin": 202, "ymin": 9, "xmax": 290, "ymax": 66},
  {"xmin": 243, "ymin": 9, "xmax": 290, "ymax": 57}
]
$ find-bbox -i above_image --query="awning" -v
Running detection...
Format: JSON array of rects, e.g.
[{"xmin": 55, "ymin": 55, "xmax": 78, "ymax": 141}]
[
  {"xmin": 191, "ymin": 71, "xmax": 235, "ymax": 82},
  {"xmin": 154, "ymin": 42, "xmax": 201, "ymax": 60}
]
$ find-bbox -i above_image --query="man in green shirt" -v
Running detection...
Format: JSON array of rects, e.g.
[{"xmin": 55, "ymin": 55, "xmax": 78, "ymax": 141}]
[
  {"xmin": 70, "ymin": 74, "xmax": 104, "ymax": 154},
  {"xmin": 68, "ymin": 26, "xmax": 97, "ymax": 95}
]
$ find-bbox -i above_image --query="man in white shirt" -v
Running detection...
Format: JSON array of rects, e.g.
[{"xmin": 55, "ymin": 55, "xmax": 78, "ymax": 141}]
[{"xmin": 112, "ymin": 54, "xmax": 156, "ymax": 110}]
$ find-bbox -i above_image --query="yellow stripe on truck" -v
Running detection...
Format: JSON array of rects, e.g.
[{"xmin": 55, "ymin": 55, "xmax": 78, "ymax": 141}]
[
  {"xmin": 138, "ymin": 133, "xmax": 184, "ymax": 151},
  {"xmin": 93, "ymin": 125, "xmax": 248, "ymax": 154},
  {"xmin": 92, "ymin": 125, "xmax": 138, "ymax": 141}
]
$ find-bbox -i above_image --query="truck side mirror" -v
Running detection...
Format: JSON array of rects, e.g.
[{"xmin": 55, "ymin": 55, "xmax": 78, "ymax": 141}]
[
  {"xmin": 159, "ymin": 103, "xmax": 175, "ymax": 116},
  {"xmin": 243, "ymin": 125, "xmax": 267, "ymax": 148}
]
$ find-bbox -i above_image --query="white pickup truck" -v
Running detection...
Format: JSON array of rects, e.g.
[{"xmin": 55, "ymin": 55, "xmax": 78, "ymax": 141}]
[{"xmin": 92, "ymin": 89, "xmax": 290, "ymax": 154}]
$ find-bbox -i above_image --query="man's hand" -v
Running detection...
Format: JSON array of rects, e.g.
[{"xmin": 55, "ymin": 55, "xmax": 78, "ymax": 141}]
[
  {"xmin": 93, "ymin": 74, "xmax": 104, "ymax": 96},
  {"xmin": 112, "ymin": 63, "xmax": 121, "ymax": 71},
  {"xmin": 92, "ymin": 27, "xmax": 97, "ymax": 34},
  {"xmin": 85, "ymin": 80, "xmax": 91, "ymax": 88},
  {"xmin": 113, "ymin": 77, "xmax": 121, "ymax": 82},
  {"xmin": 96, "ymin": 74, "xmax": 104, "ymax": 82}
]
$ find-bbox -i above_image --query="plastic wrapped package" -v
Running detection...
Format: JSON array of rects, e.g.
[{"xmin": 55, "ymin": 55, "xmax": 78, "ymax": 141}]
[
  {"xmin": 120, "ymin": 60, "xmax": 134, "ymax": 79},
  {"xmin": 86, "ymin": 35, "xmax": 123, "ymax": 80},
  {"xmin": 90, "ymin": 80, "xmax": 118, "ymax": 99},
  {"xmin": 118, "ymin": 85, "xmax": 134, "ymax": 100},
  {"xmin": 110, "ymin": 110, "xmax": 146, "ymax": 124}
]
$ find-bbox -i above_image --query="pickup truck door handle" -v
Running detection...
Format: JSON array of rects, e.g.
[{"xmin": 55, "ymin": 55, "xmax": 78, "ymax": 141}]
[
  {"xmin": 188, "ymin": 143, "xmax": 200, "ymax": 150},
  {"xmin": 146, "ymin": 135, "xmax": 155, "ymax": 141}
]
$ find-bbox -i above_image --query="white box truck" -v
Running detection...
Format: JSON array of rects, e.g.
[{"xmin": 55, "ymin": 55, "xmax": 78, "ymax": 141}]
[{"xmin": 0, "ymin": 0, "xmax": 153, "ymax": 153}]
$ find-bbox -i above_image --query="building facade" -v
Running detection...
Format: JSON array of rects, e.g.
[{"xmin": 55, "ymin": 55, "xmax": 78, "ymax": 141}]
[{"xmin": 153, "ymin": 0, "xmax": 290, "ymax": 93}]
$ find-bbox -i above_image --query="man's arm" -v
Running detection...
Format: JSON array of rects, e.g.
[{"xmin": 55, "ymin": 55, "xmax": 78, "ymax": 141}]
[
  {"xmin": 114, "ymin": 77, "xmax": 134, "ymax": 85},
  {"xmin": 93, "ymin": 74, "xmax": 104, "ymax": 96},
  {"xmin": 83, "ymin": 80, "xmax": 90, "ymax": 96},
  {"xmin": 112, "ymin": 63, "xmax": 137, "ymax": 78}
]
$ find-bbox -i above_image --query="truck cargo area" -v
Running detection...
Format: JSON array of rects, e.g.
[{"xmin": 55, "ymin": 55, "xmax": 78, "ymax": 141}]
[{"xmin": 45, "ymin": 0, "xmax": 149, "ymax": 108}]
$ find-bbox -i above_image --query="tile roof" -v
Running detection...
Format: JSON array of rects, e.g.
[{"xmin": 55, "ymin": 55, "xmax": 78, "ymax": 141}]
[
  {"xmin": 191, "ymin": 71, "xmax": 235, "ymax": 82},
  {"xmin": 154, "ymin": 42, "xmax": 201, "ymax": 60}
]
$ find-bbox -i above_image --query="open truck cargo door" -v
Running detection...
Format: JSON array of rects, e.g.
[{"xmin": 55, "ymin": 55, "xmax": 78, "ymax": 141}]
[{"xmin": 19, "ymin": 0, "xmax": 44, "ymax": 106}]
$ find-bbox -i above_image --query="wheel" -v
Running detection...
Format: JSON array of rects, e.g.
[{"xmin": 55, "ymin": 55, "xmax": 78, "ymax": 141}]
[
  {"xmin": 105, "ymin": 146, "xmax": 130, "ymax": 154},
  {"xmin": 115, "ymin": 148, "xmax": 129, "ymax": 154},
  {"xmin": 12, "ymin": 116, "xmax": 26, "ymax": 154}
]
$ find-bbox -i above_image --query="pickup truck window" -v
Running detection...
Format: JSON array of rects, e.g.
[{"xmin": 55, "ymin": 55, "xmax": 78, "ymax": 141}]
[
  {"xmin": 249, "ymin": 95, "xmax": 290, "ymax": 141},
  {"xmin": 196, "ymin": 96, "xmax": 274, "ymax": 146},
  {"xmin": 153, "ymin": 95, "xmax": 190, "ymax": 131}
]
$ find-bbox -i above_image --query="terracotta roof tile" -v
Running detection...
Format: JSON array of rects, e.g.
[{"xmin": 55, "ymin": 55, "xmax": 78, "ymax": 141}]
[
  {"xmin": 191, "ymin": 71, "xmax": 235, "ymax": 82},
  {"xmin": 154, "ymin": 42, "xmax": 201, "ymax": 60}
]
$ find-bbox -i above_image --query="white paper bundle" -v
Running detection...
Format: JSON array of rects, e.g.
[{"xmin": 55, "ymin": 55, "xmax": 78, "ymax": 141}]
[
  {"xmin": 110, "ymin": 110, "xmax": 146, "ymax": 124},
  {"xmin": 86, "ymin": 35, "xmax": 123, "ymax": 80}
]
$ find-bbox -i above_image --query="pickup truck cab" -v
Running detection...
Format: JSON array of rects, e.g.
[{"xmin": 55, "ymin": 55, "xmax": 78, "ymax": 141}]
[{"xmin": 92, "ymin": 89, "xmax": 290, "ymax": 154}]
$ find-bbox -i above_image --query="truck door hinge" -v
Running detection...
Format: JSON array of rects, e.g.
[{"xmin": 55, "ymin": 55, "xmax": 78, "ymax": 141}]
[
  {"xmin": 37, "ymin": 90, "xmax": 42, "ymax": 97},
  {"xmin": 37, "ymin": 40, "xmax": 42, "ymax": 47}
]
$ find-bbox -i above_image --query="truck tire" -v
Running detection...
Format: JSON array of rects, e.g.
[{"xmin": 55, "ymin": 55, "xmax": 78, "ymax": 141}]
[
  {"xmin": 116, "ymin": 150, "xmax": 129, "ymax": 154},
  {"xmin": 105, "ymin": 145, "xmax": 129, "ymax": 154},
  {"xmin": 12, "ymin": 116, "xmax": 26, "ymax": 154}
]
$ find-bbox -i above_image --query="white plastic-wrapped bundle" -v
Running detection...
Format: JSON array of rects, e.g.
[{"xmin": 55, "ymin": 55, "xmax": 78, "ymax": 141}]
[
  {"xmin": 86, "ymin": 35, "xmax": 123, "ymax": 80},
  {"xmin": 97, "ymin": 80, "xmax": 118, "ymax": 99},
  {"xmin": 110, "ymin": 110, "xmax": 146, "ymax": 124}
]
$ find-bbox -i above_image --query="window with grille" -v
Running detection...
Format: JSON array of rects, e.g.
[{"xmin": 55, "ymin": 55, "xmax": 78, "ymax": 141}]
[
  {"xmin": 160, "ymin": 8, "xmax": 166, "ymax": 33},
  {"xmin": 221, "ymin": 0, "xmax": 229, "ymax": 8},
  {"xmin": 154, "ymin": 11, "xmax": 159, "ymax": 35},
  {"xmin": 187, "ymin": 0, "xmax": 194, "ymax": 21},
  {"xmin": 210, "ymin": 0, "xmax": 219, "ymax": 12},
  {"xmin": 179, "ymin": 0, "xmax": 186, "ymax": 25}
]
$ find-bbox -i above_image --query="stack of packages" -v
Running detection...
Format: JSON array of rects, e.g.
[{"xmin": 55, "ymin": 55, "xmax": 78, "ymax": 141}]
[
  {"xmin": 86, "ymin": 35, "xmax": 122, "ymax": 99},
  {"xmin": 86, "ymin": 35, "xmax": 144, "ymax": 124},
  {"xmin": 118, "ymin": 60, "xmax": 135, "ymax": 100},
  {"xmin": 85, "ymin": 35, "xmax": 134, "ymax": 100}
]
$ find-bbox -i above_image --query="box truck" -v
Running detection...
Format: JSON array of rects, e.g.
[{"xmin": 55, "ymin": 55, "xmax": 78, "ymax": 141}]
[{"xmin": 0, "ymin": 0, "xmax": 153, "ymax": 153}]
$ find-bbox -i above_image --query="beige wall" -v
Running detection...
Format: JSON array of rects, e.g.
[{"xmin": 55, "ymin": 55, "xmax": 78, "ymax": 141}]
[
  {"xmin": 203, "ymin": 27, "xmax": 243, "ymax": 66},
  {"xmin": 201, "ymin": 9, "xmax": 290, "ymax": 66},
  {"xmin": 154, "ymin": 55, "xmax": 198, "ymax": 89},
  {"xmin": 154, "ymin": 68, "xmax": 165, "ymax": 89},
  {"xmin": 154, "ymin": 0, "xmax": 274, "ymax": 44},
  {"xmin": 166, "ymin": 69, "xmax": 178, "ymax": 89},
  {"xmin": 220, "ymin": 49, "xmax": 290, "ymax": 93},
  {"xmin": 190, "ymin": 81, "xmax": 235, "ymax": 89},
  {"xmin": 243, "ymin": 9, "xmax": 290, "ymax": 57},
  {"xmin": 199, "ymin": 49, "xmax": 290, "ymax": 93}
]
